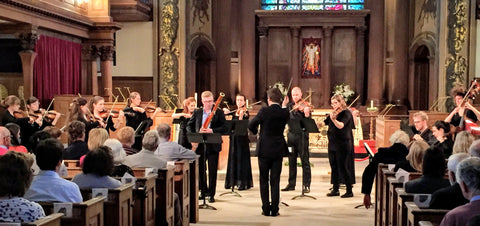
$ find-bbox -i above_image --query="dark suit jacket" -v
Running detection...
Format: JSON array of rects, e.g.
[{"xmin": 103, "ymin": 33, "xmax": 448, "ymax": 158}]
[
  {"xmin": 187, "ymin": 107, "xmax": 227, "ymax": 153},
  {"xmin": 405, "ymin": 175, "xmax": 450, "ymax": 194},
  {"xmin": 248, "ymin": 104, "xmax": 289, "ymax": 159},
  {"xmin": 429, "ymin": 182, "xmax": 469, "ymax": 210}
]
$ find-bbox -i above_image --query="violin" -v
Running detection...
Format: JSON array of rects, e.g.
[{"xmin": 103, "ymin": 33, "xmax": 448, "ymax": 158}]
[
  {"xmin": 290, "ymin": 99, "xmax": 313, "ymax": 113},
  {"xmin": 330, "ymin": 107, "xmax": 343, "ymax": 119},
  {"xmin": 13, "ymin": 110, "xmax": 29, "ymax": 119},
  {"xmin": 236, "ymin": 107, "xmax": 247, "ymax": 116},
  {"xmin": 99, "ymin": 109, "xmax": 134, "ymax": 118}
]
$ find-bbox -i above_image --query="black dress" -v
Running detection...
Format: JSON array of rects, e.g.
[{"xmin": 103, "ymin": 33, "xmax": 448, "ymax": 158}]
[
  {"xmin": 225, "ymin": 112, "xmax": 253, "ymax": 190},
  {"xmin": 1, "ymin": 111, "xmax": 40, "ymax": 151},
  {"xmin": 177, "ymin": 116, "xmax": 192, "ymax": 150},
  {"xmin": 123, "ymin": 107, "xmax": 153, "ymax": 151},
  {"xmin": 450, "ymin": 110, "xmax": 478, "ymax": 127},
  {"xmin": 324, "ymin": 109, "xmax": 356, "ymax": 188},
  {"xmin": 76, "ymin": 115, "xmax": 100, "ymax": 143}
]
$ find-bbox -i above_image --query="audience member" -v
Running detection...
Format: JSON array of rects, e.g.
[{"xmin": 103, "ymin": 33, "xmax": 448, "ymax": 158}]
[
  {"xmin": 394, "ymin": 140, "xmax": 429, "ymax": 172},
  {"xmin": 0, "ymin": 151, "xmax": 45, "ymax": 223},
  {"xmin": 124, "ymin": 130, "xmax": 167, "ymax": 169},
  {"xmin": 117, "ymin": 126, "xmax": 138, "ymax": 155},
  {"xmin": 72, "ymin": 146, "xmax": 122, "ymax": 189},
  {"xmin": 79, "ymin": 128, "xmax": 109, "ymax": 165},
  {"xmin": 431, "ymin": 120, "xmax": 454, "ymax": 158},
  {"xmin": 429, "ymin": 153, "xmax": 470, "ymax": 209},
  {"xmin": 104, "ymin": 139, "xmax": 133, "ymax": 177},
  {"xmin": 405, "ymin": 147, "xmax": 450, "ymax": 194},
  {"xmin": 440, "ymin": 157, "xmax": 480, "ymax": 226},
  {"xmin": 467, "ymin": 215, "xmax": 480, "ymax": 226},
  {"xmin": 63, "ymin": 120, "xmax": 88, "ymax": 160},
  {"xmin": 0, "ymin": 126, "xmax": 11, "ymax": 155},
  {"xmin": 43, "ymin": 126, "xmax": 62, "ymax": 140},
  {"xmin": 155, "ymin": 123, "xmax": 197, "ymax": 161},
  {"xmin": 24, "ymin": 138, "xmax": 82, "ymax": 202},
  {"xmin": 4, "ymin": 123, "xmax": 27, "ymax": 153},
  {"xmin": 29, "ymin": 131, "xmax": 51, "ymax": 153},
  {"xmin": 452, "ymin": 131, "xmax": 475, "ymax": 155},
  {"xmin": 469, "ymin": 140, "xmax": 480, "ymax": 157},
  {"xmin": 361, "ymin": 130, "xmax": 410, "ymax": 208}
]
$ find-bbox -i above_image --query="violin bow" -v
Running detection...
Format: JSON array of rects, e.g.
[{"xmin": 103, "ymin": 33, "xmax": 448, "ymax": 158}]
[
  {"xmin": 42, "ymin": 98, "xmax": 55, "ymax": 118},
  {"xmin": 105, "ymin": 95, "xmax": 118, "ymax": 123},
  {"xmin": 347, "ymin": 95, "xmax": 360, "ymax": 109}
]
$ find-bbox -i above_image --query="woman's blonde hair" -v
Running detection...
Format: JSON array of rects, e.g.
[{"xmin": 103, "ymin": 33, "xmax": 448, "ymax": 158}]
[
  {"xmin": 389, "ymin": 130, "xmax": 410, "ymax": 146},
  {"xmin": 406, "ymin": 140, "xmax": 429, "ymax": 172},
  {"xmin": 453, "ymin": 131, "xmax": 475, "ymax": 154},
  {"xmin": 331, "ymin": 94, "xmax": 347, "ymax": 109},
  {"xmin": 87, "ymin": 128, "xmax": 109, "ymax": 151}
]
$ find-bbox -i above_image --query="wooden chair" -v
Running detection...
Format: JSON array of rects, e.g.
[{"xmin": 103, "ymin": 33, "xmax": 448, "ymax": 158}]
[
  {"xmin": 396, "ymin": 188, "xmax": 414, "ymax": 226},
  {"xmin": 388, "ymin": 172, "xmax": 422, "ymax": 226},
  {"xmin": 63, "ymin": 160, "xmax": 82, "ymax": 178},
  {"xmin": 174, "ymin": 160, "xmax": 190, "ymax": 226},
  {"xmin": 189, "ymin": 158, "xmax": 199, "ymax": 223},
  {"xmin": 22, "ymin": 213, "xmax": 63, "ymax": 226},
  {"xmin": 80, "ymin": 183, "xmax": 134, "ymax": 226},
  {"xmin": 39, "ymin": 196, "xmax": 105, "ymax": 226},
  {"xmin": 375, "ymin": 163, "xmax": 388, "ymax": 226},
  {"xmin": 405, "ymin": 202, "xmax": 448, "ymax": 226}
]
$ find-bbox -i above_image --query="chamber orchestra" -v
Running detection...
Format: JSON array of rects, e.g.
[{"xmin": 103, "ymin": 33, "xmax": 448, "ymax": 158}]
[{"xmin": 2, "ymin": 83, "xmax": 480, "ymax": 225}]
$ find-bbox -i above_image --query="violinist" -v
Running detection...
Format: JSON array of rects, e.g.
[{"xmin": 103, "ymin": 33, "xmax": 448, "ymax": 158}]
[
  {"xmin": 66, "ymin": 97, "xmax": 100, "ymax": 143},
  {"xmin": 223, "ymin": 94, "xmax": 253, "ymax": 191},
  {"xmin": 282, "ymin": 87, "xmax": 312, "ymax": 193},
  {"xmin": 123, "ymin": 92, "xmax": 162, "ymax": 150},
  {"xmin": 89, "ymin": 96, "xmax": 124, "ymax": 134},
  {"xmin": 445, "ymin": 86, "xmax": 480, "ymax": 133},
  {"xmin": 26, "ymin": 97, "xmax": 62, "ymax": 129},
  {"xmin": 187, "ymin": 91, "xmax": 227, "ymax": 203},
  {"xmin": 324, "ymin": 94, "xmax": 355, "ymax": 198},
  {"xmin": 172, "ymin": 97, "xmax": 196, "ymax": 149}
]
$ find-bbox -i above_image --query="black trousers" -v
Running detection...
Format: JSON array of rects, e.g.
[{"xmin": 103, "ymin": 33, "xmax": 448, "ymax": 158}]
[
  {"xmin": 287, "ymin": 133, "xmax": 311, "ymax": 187},
  {"xmin": 328, "ymin": 142, "xmax": 355, "ymax": 189},
  {"xmin": 198, "ymin": 145, "xmax": 219, "ymax": 197},
  {"xmin": 258, "ymin": 156, "xmax": 282, "ymax": 213}
]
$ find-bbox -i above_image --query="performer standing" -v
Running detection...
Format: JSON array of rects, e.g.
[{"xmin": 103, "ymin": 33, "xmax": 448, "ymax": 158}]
[
  {"xmin": 172, "ymin": 97, "xmax": 196, "ymax": 149},
  {"xmin": 282, "ymin": 87, "xmax": 312, "ymax": 193},
  {"xmin": 248, "ymin": 87, "xmax": 289, "ymax": 216},
  {"xmin": 324, "ymin": 94, "xmax": 355, "ymax": 198},
  {"xmin": 1, "ymin": 96, "xmax": 38, "ymax": 150},
  {"xmin": 24, "ymin": 96, "xmax": 62, "ymax": 151},
  {"xmin": 89, "ymin": 96, "xmax": 124, "ymax": 134},
  {"xmin": 187, "ymin": 91, "xmax": 226, "ymax": 203},
  {"xmin": 123, "ymin": 92, "xmax": 161, "ymax": 151},
  {"xmin": 66, "ymin": 97, "xmax": 100, "ymax": 143},
  {"xmin": 224, "ymin": 94, "xmax": 253, "ymax": 190}
]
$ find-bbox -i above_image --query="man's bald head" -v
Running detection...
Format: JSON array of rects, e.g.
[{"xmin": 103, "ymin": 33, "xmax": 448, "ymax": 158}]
[
  {"xmin": 0, "ymin": 127, "xmax": 11, "ymax": 146},
  {"xmin": 291, "ymin": 87, "xmax": 303, "ymax": 103}
]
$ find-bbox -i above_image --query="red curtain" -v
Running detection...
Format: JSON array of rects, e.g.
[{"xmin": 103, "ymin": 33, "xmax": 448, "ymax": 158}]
[{"xmin": 34, "ymin": 35, "xmax": 81, "ymax": 106}]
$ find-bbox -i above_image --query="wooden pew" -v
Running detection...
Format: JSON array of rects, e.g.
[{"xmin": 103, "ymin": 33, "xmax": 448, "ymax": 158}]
[
  {"xmin": 39, "ymin": 196, "xmax": 105, "ymax": 226},
  {"xmin": 396, "ymin": 188, "xmax": 414, "ymax": 226},
  {"xmin": 174, "ymin": 160, "xmax": 190, "ymax": 226},
  {"xmin": 387, "ymin": 177, "xmax": 404, "ymax": 226},
  {"xmin": 381, "ymin": 168, "xmax": 396, "ymax": 226},
  {"xmin": 190, "ymin": 158, "xmax": 199, "ymax": 223},
  {"xmin": 405, "ymin": 202, "xmax": 448, "ymax": 226},
  {"xmin": 375, "ymin": 163, "xmax": 388, "ymax": 226},
  {"xmin": 63, "ymin": 160, "xmax": 82, "ymax": 178},
  {"xmin": 132, "ymin": 174, "xmax": 156, "ymax": 226},
  {"xmin": 23, "ymin": 213, "xmax": 63, "ymax": 226},
  {"xmin": 80, "ymin": 183, "xmax": 134, "ymax": 226},
  {"xmin": 131, "ymin": 167, "xmax": 175, "ymax": 226}
]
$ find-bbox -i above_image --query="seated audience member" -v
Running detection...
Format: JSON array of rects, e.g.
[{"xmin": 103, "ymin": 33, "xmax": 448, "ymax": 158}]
[
  {"xmin": 452, "ymin": 131, "xmax": 475, "ymax": 155},
  {"xmin": 79, "ymin": 128, "xmax": 109, "ymax": 165},
  {"xmin": 362, "ymin": 130, "xmax": 410, "ymax": 208},
  {"xmin": 104, "ymin": 139, "xmax": 134, "ymax": 177},
  {"xmin": 72, "ymin": 146, "xmax": 122, "ymax": 189},
  {"xmin": 394, "ymin": 140, "xmax": 429, "ymax": 172},
  {"xmin": 468, "ymin": 215, "xmax": 480, "ymax": 226},
  {"xmin": 155, "ymin": 123, "xmax": 197, "ymax": 161},
  {"xmin": 0, "ymin": 126, "xmax": 11, "ymax": 155},
  {"xmin": 440, "ymin": 157, "xmax": 480, "ymax": 226},
  {"xmin": 0, "ymin": 151, "xmax": 45, "ymax": 223},
  {"xmin": 405, "ymin": 147, "xmax": 450, "ymax": 194},
  {"xmin": 24, "ymin": 138, "xmax": 82, "ymax": 202},
  {"xmin": 5, "ymin": 123, "xmax": 27, "ymax": 153},
  {"xmin": 429, "ymin": 153, "xmax": 470, "ymax": 209},
  {"xmin": 63, "ymin": 121, "xmax": 88, "ymax": 160},
  {"xmin": 431, "ymin": 120, "xmax": 454, "ymax": 158},
  {"xmin": 117, "ymin": 126, "xmax": 138, "ymax": 155},
  {"xmin": 43, "ymin": 126, "xmax": 62, "ymax": 140},
  {"xmin": 29, "ymin": 131, "xmax": 51, "ymax": 153},
  {"xmin": 469, "ymin": 140, "xmax": 480, "ymax": 157},
  {"xmin": 124, "ymin": 130, "xmax": 167, "ymax": 169}
]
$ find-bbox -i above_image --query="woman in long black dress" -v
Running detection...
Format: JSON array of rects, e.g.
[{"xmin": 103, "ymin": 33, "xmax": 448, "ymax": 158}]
[
  {"xmin": 172, "ymin": 97, "xmax": 196, "ymax": 149},
  {"xmin": 224, "ymin": 94, "xmax": 253, "ymax": 190},
  {"xmin": 66, "ymin": 97, "xmax": 100, "ymax": 143},
  {"xmin": 324, "ymin": 94, "xmax": 355, "ymax": 198}
]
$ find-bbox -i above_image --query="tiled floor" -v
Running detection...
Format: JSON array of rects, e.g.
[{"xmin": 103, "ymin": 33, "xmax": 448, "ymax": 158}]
[{"xmin": 193, "ymin": 157, "xmax": 375, "ymax": 226}]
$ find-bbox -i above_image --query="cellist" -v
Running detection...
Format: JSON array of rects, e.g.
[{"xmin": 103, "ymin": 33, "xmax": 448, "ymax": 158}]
[
  {"xmin": 187, "ymin": 91, "xmax": 227, "ymax": 203},
  {"xmin": 444, "ymin": 86, "xmax": 480, "ymax": 134}
]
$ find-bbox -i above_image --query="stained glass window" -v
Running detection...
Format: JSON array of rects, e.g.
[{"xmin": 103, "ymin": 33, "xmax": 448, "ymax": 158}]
[{"xmin": 261, "ymin": 0, "xmax": 364, "ymax": 10}]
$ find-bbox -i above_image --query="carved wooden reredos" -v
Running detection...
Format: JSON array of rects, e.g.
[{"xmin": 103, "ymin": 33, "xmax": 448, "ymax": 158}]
[{"xmin": 256, "ymin": 10, "xmax": 369, "ymax": 107}]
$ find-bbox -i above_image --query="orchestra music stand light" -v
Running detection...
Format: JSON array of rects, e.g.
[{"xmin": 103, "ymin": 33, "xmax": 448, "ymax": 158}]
[{"xmin": 187, "ymin": 132, "xmax": 223, "ymax": 210}]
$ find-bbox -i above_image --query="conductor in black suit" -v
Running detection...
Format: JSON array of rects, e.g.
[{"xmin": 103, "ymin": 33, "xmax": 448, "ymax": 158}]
[
  {"xmin": 187, "ymin": 91, "xmax": 226, "ymax": 203},
  {"xmin": 249, "ymin": 88, "xmax": 289, "ymax": 216}
]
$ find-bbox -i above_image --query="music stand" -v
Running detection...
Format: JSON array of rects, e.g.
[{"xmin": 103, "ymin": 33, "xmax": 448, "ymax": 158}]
[
  {"xmin": 220, "ymin": 120, "xmax": 249, "ymax": 198},
  {"xmin": 187, "ymin": 132, "xmax": 223, "ymax": 210},
  {"xmin": 291, "ymin": 117, "xmax": 318, "ymax": 200}
]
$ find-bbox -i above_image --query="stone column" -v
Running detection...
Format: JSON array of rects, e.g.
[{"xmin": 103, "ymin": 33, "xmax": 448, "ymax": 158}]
[
  {"xmin": 355, "ymin": 26, "xmax": 366, "ymax": 105},
  {"xmin": 257, "ymin": 24, "xmax": 269, "ymax": 100},
  {"xmin": 99, "ymin": 45, "xmax": 114, "ymax": 101},
  {"xmin": 291, "ymin": 26, "xmax": 300, "ymax": 86},
  {"xmin": 391, "ymin": 0, "xmax": 409, "ymax": 106},
  {"xmin": 81, "ymin": 44, "xmax": 99, "ymax": 95},
  {"xmin": 322, "ymin": 26, "xmax": 333, "ymax": 107},
  {"xmin": 18, "ymin": 32, "xmax": 38, "ymax": 100},
  {"xmin": 365, "ymin": 0, "xmax": 385, "ymax": 105}
]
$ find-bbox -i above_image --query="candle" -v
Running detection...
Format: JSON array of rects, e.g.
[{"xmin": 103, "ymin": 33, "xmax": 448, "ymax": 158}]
[
  {"xmin": 194, "ymin": 93, "xmax": 198, "ymax": 108},
  {"xmin": 246, "ymin": 99, "xmax": 249, "ymax": 108},
  {"xmin": 370, "ymin": 100, "xmax": 373, "ymax": 108}
]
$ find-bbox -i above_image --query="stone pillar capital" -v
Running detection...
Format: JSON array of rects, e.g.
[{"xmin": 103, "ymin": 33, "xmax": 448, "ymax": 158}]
[
  {"xmin": 323, "ymin": 26, "xmax": 333, "ymax": 38},
  {"xmin": 99, "ymin": 45, "xmax": 115, "ymax": 61},
  {"xmin": 257, "ymin": 25, "xmax": 269, "ymax": 37},
  {"xmin": 290, "ymin": 26, "xmax": 300, "ymax": 37},
  {"xmin": 355, "ymin": 25, "xmax": 367, "ymax": 35},
  {"xmin": 18, "ymin": 32, "xmax": 39, "ymax": 51}
]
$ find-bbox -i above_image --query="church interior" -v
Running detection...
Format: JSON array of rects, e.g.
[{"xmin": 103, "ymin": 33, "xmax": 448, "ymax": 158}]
[{"xmin": 1, "ymin": 0, "xmax": 480, "ymax": 225}]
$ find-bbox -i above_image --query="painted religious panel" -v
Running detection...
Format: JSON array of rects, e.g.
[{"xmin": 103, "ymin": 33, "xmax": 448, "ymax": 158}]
[{"xmin": 302, "ymin": 38, "xmax": 321, "ymax": 78}]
